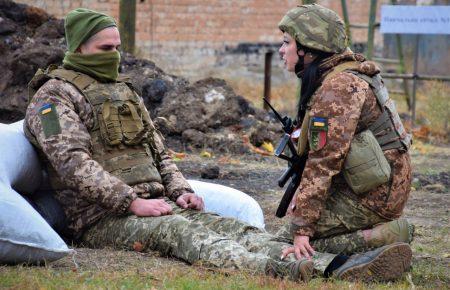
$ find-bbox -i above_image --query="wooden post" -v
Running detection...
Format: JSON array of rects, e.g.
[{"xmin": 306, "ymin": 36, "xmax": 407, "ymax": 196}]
[
  {"xmin": 263, "ymin": 51, "xmax": 273, "ymax": 110},
  {"xmin": 411, "ymin": 35, "xmax": 420, "ymax": 127},
  {"xmin": 367, "ymin": 0, "xmax": 377, "ymax": 60},
  {"xmin": 390, "ymin": 0, "xmax": 411, "ymax": 110},
  {"xmin": 119, "ymin": 0, "xmax": 136, "ymax": 54},
  {"xmin": 340, "ymin": 0, "xmax": 352, "ymax": 46},
  {"xmin": 395, "ymin": 34, "xmax": 412, "ymax": 110}
]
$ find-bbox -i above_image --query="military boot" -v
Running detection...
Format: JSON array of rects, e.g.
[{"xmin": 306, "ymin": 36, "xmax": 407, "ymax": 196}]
[
  {"xmin": 366, "ymin": 219, "xmax": 415, "ymax": 249},
  {"xmin": 265, "ymin": 258, "xmax": 314, "ymax": 282},
  {"xmin": 333, "ymin": 242, "xmax": 412, "ymax": 282}
]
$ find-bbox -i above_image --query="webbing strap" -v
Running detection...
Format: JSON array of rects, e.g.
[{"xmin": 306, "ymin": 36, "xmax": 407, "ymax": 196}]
[
  {"xmin": 49, "ymin": 68, "xmax": 96, "ymax": 91},
  {"xmin": 322, "ymin": 61, "xmax": 360, "ymax": 83},
  {"xmin": 368, "ymin": 110, "xmax": 391, "ymax": 133}
]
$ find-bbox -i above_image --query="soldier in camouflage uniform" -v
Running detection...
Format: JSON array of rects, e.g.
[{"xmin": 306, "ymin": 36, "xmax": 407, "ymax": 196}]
[
  {"xmin": 24, "ymin": 7, "xmax": 410, "ymax": 283},
  {"xmin": 274, "ymin": 3, "xmax": 415, "ymax": 281}
]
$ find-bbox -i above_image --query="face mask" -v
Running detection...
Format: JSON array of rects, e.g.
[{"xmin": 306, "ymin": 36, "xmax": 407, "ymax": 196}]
[{"xmin": 62, "ymin": 50, "xmax": 120, "ymax": 82}]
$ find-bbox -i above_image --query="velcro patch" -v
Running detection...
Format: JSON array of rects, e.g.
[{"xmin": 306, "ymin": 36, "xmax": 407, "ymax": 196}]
[
  {"xmin": 39, "ymin": 103, "xmax": 61, "ymax": 138},
  {"xmin": 308, "ymin": 116, "xmax": 328, "ymax": 151}
]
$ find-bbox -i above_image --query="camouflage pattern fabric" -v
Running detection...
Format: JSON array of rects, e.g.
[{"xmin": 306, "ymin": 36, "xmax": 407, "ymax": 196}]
[
  {"xmin": 278, "ymin": 190, "xmax": 387, "ymax": 255},
  {"xmin": 24, "ymin": 74, "xmax": 338, "ymax": 277},
  {"xmin": 81, "ymin": 198, "xmax": 337, "ymax": 275},
  {"xmin": 288, "ymin": 51, "xmax": 412, "ymax": 237},
  {"xmin": 278, "ymin": 4, "xmax": 347, "ymax": 53},
  {"xmin": 24, "ymin": 78, "xmax": 193, "ymax": 239}
]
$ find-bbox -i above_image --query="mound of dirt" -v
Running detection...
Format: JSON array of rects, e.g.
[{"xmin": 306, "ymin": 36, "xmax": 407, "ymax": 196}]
[
  {"xmin": 0, "ymin": 0, "xmax": 282, "ymax": 154},
  {"xmin": 0, "ymin": 0, "xmax": 65, "ymax": 122}
]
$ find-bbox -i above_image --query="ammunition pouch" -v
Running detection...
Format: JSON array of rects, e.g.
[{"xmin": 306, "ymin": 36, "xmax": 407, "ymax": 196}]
[{"xmin": 343, "ymin": 130, "xmax": 391, "ymax": 195}]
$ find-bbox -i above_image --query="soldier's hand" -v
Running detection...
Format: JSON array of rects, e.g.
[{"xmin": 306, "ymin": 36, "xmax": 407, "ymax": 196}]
[
  {"xmin": 176, "ymin": 193, "xmax": 204, "ymax": 211},
  {"xmin": 129, "ymin": 198, "xmax": 173, "ymax": 217},
  {"xmin": 281, "ymin": 235, "xmax": 315, "ymax": 260}
]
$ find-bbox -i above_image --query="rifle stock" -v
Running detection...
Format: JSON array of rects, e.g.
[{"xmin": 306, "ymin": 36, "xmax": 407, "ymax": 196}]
[{"xmin": 275, "ymin": 154, "xmax": 307, "ymax": 218}]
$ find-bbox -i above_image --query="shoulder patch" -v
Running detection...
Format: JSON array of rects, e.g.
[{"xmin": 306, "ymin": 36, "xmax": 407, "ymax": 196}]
[
  {"xmin": 308, "ymin": 116, "xmax": 328, "ymax": 151},
  {"xmin": 39, "ymin": 103, "xmax": 61, "ymax": 138}
]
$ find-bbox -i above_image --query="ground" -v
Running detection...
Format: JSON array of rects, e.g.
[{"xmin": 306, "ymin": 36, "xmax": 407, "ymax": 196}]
[{"xmin": 0, "ymin": 141, "xmax": 448, "ymax": 290}]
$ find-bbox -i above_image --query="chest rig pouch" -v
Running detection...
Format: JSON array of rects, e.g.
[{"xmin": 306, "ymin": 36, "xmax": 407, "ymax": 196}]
[
  {"xmin": 343, "ymin": 70, "xmax": 412, "ymax": 194},
  {"xmin": 41, "ymin": 67, "xmax": 162, "ymax": 186},
  {"xmin": 298, "ymin": 61, "xmax": 412, "ymax": 195}
]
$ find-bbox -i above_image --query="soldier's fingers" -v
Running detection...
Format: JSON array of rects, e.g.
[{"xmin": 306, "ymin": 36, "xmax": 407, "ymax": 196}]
[
  {"xmin": 299, "ymin": 245, "xmax": 311, "ymax": 260},
  {"xmin": 305, "ymin": 243, "xmax": 315, "ymax": 256},
  {"xmin": 188, "ymin": 198, "xmax": 201, "ymax": 210},
  {"xmin": 294, "ymin": 246, "xmax": 302, "ymax": 260},
  {"xmin": 281, "ymin": 247, "xmax": 294, "ymax": 260},
  {"xmin": 176, "ymin": 198, "xmax": 188, "ymax": 209},
  {"xmin": 149, "ymin": 209, "xmax": 162, "ymax": 217},
  {"xmin": 165, "ymin": 204, "xmax": 173, "ymax": 214}
]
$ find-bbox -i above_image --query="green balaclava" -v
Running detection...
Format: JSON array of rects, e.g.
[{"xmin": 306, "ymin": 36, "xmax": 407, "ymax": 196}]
[{"xmin": 62, "ymin": 8, "xmax": 120, "ymax": 82}]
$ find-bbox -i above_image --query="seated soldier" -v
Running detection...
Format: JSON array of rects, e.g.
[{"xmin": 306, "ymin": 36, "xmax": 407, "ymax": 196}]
[
  {"xmin": 24, "ymin": 8, "xmax": 412, "ymax": 283},
  {"xmin": 274, "ymin": 3, "xmax": 415, "ymax": 273}
]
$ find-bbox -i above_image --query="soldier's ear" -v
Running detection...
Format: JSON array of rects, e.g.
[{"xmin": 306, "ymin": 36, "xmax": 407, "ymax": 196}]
[{"xmin": 297, "ymin": 49, "xmax": 305, "ymax": 57}]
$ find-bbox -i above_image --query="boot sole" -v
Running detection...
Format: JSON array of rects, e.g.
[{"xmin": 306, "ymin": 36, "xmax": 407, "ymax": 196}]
[{"xmin": 338, "ymin": 242, "xmax": 412, "ymax": 282}]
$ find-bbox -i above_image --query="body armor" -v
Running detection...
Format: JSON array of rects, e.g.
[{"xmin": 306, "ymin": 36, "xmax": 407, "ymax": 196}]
[
  {"xmin": 323, "ymin": 61, "xmax": 412, "ymax": 152},
  {"xmin": 28, "ymin": 67, "xmax": 163, "ymax": 189}
]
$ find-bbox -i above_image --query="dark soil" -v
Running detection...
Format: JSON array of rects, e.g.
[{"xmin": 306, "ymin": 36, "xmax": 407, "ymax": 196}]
[{"xmin": 0, "ymin": 0, "xmax": 282, "ymax": 154}]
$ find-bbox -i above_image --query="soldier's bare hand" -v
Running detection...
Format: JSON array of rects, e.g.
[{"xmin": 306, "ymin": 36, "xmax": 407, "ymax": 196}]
[
  {"xmin": 129, "ymin": 198, "xmax": 173, "ymax": 217},
  {"xmin": 176, "ymin": 193, "xmax": 204, "ymax": 211},
  {"xmin": 281, "ymin": 235, "xmax": 315, "ymax": 260}
]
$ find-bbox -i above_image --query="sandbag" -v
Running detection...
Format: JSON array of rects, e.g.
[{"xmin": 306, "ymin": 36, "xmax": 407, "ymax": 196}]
[
  {"xmin": 0, "ymin": 121, "xmax": 73, "ymax": 264},
  {"xmin": 188, "ymin": 180, "xmax": 265, "ymax": 229},
  {"xmin": 0, "ymin": 120, "xmax": 265, "ymax": 265}
]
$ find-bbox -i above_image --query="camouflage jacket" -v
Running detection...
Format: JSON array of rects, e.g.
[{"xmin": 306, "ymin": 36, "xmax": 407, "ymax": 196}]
[
  {"xmin": 290, "ymin": 52, "xmax": 412, "ymax": 237},
  {"xmin": 24, "ymin": 78, "xmax": 193, "ymax": 239}
]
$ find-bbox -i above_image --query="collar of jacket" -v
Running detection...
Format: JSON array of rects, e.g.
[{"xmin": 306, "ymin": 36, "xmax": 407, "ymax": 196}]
[{"xmin": 318, "ymin": 49, "xmax": 366, "ymax": 80}]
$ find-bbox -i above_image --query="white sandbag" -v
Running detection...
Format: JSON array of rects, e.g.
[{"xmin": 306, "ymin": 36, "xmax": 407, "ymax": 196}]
[
  {"xmin": 0, "ymin": 121, "xmax": 73, "ymax": 264},
  {"xmin": 188, "ymin": 180, "xmax": 265, "ymax": 229}
]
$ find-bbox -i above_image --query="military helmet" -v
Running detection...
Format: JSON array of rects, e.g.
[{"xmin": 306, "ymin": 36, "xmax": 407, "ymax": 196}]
[{"xmin": 278, "ymin": 4, "xmax": 347, "ymax": 54}]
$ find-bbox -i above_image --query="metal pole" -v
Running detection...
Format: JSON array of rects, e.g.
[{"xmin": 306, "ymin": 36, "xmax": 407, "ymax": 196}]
[
  {"xmin": 381, "ymin": 73, "xmax": 450, "ymax": 82},
  {"xmin": 263, "ymin": 51, "xmax": 273, "ymax": 110},
  {"xmin": 119, "ymin": 0, "xmax": 136, "ymax": 54},
  {"xmin": 367, "ymin": 0, "xmax": 377, "ymax": 60},
  {"xmin": 411, "ymin": 35, "xmax": 420, "ymax": 127},
  {"xmin": 341, "ymin": 0, "xmax": 352, "ymax": 46}
]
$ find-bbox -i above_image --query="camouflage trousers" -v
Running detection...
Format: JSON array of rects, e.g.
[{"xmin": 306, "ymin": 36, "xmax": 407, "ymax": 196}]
[
  {"xmin": 81, "ymin": 198, "xmax": 337, "ymax": 276},
  {"xmin": 276, "ymin": 190, "xmax": 389, "ymax": 255}
]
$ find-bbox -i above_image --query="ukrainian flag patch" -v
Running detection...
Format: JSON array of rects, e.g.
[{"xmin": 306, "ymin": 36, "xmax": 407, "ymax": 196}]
[
  {"xmin": 38, "ymin": 103, "xmax": 61, "ymax": 138},
  {"xmin": 308, "ymin": 116, "xmax": 328, "ymax": 151}
]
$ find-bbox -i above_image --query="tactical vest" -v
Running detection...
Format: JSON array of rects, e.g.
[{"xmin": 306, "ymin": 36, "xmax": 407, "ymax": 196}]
[
  {"xmin": 297, "ymin": 61, "xmax": 412, "ymax": 156},
  {"xmin": 28, "ymin": 66, "xmax": 163, "ymax": 190}
]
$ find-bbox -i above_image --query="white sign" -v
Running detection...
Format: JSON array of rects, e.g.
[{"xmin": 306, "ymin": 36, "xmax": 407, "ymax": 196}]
[{"xmin": 381, "ymin": 5, "xmax": 450, "ymax": 34}]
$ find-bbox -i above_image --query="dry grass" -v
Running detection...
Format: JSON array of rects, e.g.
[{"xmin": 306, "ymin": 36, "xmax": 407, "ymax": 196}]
[
  {"xmin": 417, "ymin": 81, "xmax": 449, "ymax": 136},
  {"xmin": 224, "ymin": 77, "xmax": 299, "ymax": 117}
]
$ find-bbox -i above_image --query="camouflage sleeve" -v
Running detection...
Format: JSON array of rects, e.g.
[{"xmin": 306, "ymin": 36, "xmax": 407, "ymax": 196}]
[
  {"xmin": 25, "ymin": 79, "xmax": 137, "ymax": 214},
  {"xmin": 152, "ymin": 128, "xmax": 194, "ymax": 201},
  {"xmin": 291, "ymin": 72, "xmax": 369, "ymax": 237}
]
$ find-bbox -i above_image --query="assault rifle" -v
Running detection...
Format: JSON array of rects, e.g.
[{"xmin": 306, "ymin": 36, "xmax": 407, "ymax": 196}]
[{"xmin": 263, "ymin": 98, "xmax": 308, "ymax": 218}]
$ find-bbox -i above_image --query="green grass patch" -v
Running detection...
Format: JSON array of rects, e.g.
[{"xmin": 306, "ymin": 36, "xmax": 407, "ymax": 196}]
[{"xmin": 0, "ymin": 263, "xmax": 442, "ymax": 290}]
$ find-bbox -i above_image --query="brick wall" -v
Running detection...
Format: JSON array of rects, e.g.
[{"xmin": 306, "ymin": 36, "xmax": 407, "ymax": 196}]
[{"xmin": 18, "ymin": 0, "xmax": 390, "ymax": 80}]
